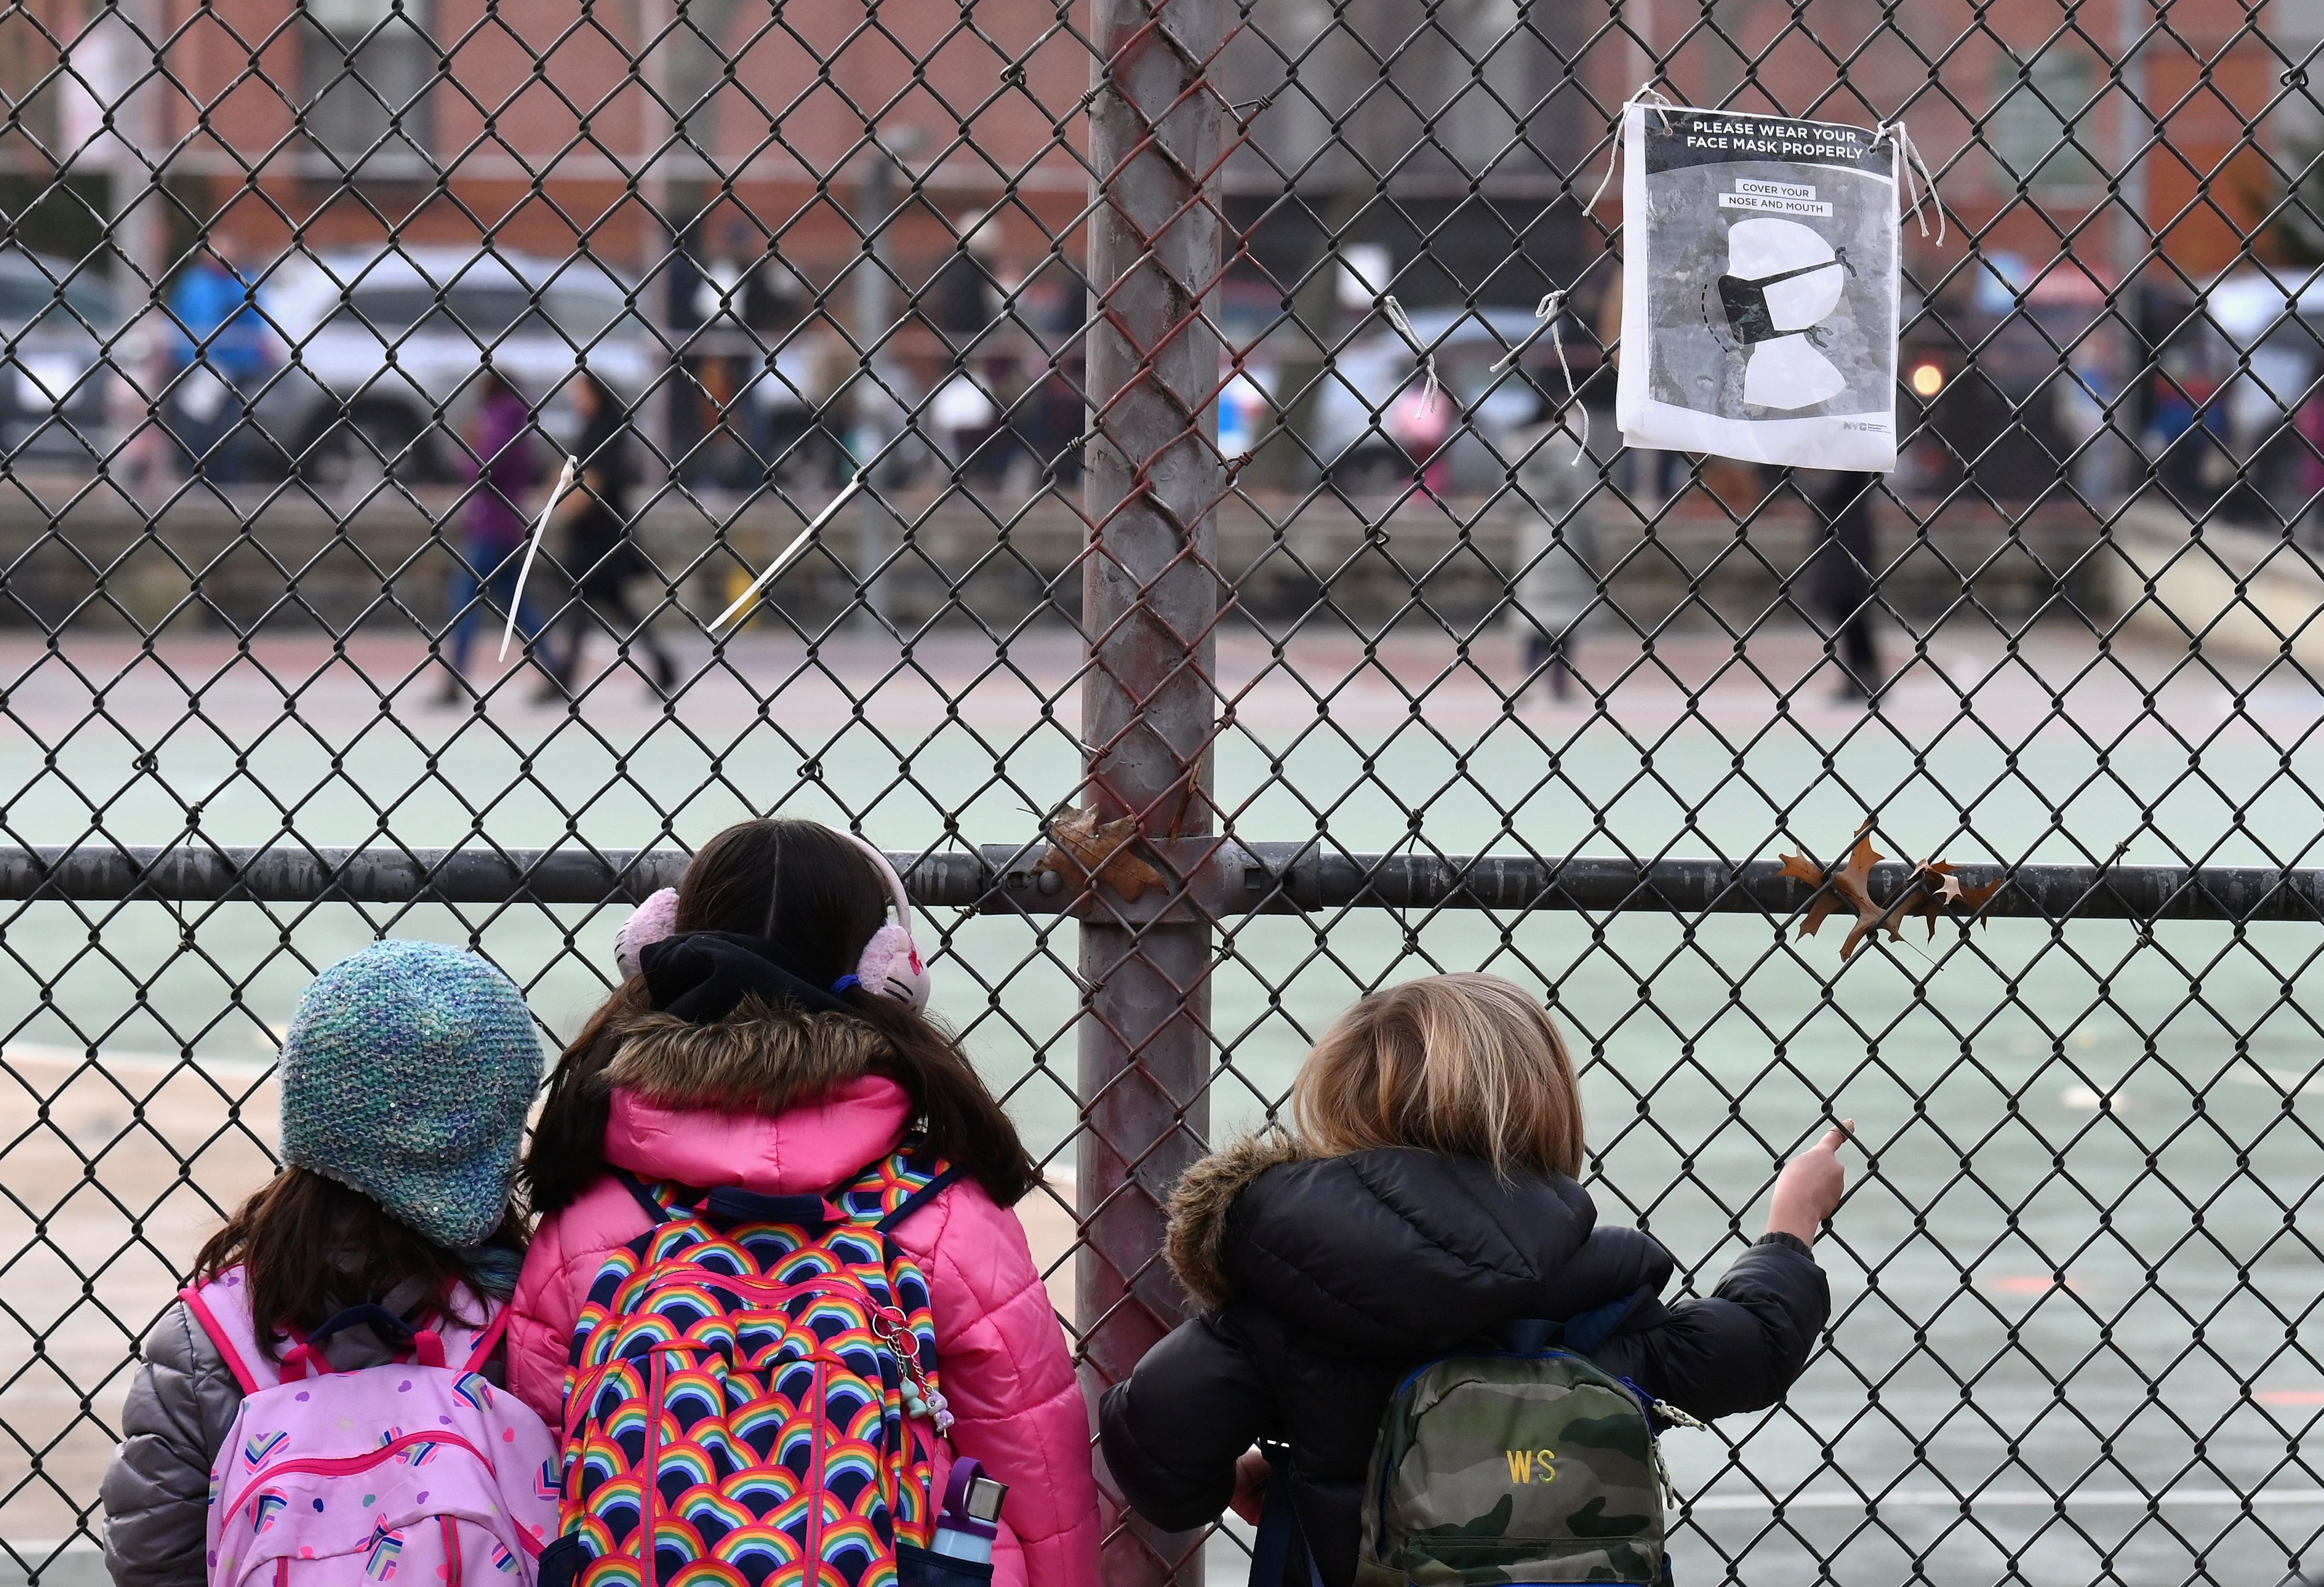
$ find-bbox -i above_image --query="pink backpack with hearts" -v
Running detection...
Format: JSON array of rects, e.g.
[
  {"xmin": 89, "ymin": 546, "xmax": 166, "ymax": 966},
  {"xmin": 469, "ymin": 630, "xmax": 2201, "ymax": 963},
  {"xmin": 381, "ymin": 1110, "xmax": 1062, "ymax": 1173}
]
[{"xmin": 186, "ymin": 1267, "xmax": 562, "ymax": 1587}]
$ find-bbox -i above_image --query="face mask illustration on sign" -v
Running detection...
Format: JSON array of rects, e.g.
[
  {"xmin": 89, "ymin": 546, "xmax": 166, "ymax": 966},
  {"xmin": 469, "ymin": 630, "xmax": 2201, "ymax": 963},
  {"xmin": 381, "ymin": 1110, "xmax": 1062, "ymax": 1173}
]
[
  {"xmin": 1609, "ymin": 101, "xmax": 1928, "ymax": 472},
  {"xmin": 1718, "ymin": 218, "xmax": 1850, "ymax": 409}
]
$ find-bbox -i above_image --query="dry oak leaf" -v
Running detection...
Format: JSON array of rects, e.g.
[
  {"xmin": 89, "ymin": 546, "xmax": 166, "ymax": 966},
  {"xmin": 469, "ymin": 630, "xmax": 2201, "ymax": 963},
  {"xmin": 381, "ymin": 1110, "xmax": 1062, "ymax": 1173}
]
[
  {"xmin": 1783, "ymin": 822, "xmax": 2005, "ymax": 960},
  {"xmin": 1780, "ymin": 821, "xmax": 1889, "ymax": 957},
  {"xmin": 1906, "ymin": 859, "xmax": 1960, "ymax": 939},
  {"xmin": 1040, "ymin": 806, "xmax": 1166, "ymax": 902},
  {"xmin": 1901, "ymin": 860, "xmax": 2005, "ymax": 938}
]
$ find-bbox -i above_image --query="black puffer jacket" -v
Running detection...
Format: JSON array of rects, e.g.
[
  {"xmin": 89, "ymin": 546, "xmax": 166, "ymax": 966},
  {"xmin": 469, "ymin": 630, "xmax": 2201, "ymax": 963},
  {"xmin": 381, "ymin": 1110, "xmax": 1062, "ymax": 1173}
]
[{"xmin": 1097, "ymin": 1136, "xmax": 1831, "ymax": 1587}]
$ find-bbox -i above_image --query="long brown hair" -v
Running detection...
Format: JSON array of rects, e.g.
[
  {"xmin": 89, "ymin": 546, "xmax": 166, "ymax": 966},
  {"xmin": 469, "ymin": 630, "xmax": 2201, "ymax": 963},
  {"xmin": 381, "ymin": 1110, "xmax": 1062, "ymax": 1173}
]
[
  {"xmin": 193, "ymin": 1169, "xmax": 526, "ymax": 1359},
  {"xmin": 1293, "ymin": 972, "xmax": 1587, "ymax": 1179},
  {"xmin": 523, "ymin": 819, "xmax": 1041, "ymax": 1214}
]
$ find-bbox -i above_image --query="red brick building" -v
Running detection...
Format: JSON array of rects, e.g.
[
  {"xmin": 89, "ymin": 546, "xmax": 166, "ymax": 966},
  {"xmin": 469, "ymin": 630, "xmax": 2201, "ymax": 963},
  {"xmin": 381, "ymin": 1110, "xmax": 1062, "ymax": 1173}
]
[{"xmin": 0, "ymin": 0, "xmax": 2292, "ymax": 357}]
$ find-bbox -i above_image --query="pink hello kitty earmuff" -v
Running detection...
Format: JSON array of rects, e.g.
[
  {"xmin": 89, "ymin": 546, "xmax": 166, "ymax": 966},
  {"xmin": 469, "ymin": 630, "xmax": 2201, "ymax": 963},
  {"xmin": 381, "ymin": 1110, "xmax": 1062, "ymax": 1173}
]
[{"xmin": 613, "ymin": 828, "xmax": 931, "ymax": 1012}]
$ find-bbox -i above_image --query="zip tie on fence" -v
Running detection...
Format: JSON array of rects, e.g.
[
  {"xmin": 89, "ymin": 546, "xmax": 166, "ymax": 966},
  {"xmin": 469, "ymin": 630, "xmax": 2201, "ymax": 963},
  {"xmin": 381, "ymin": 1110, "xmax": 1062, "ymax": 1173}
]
[
  {"xmin": 1381, "ymin": 293, "xmax": 1440, "ymax": 415},
  {"xmin": 499, "ymin": 454, "xmax": 576, "ymax": 665},
  {"xmin": 1492, "ymin": 292, "xmax": 1589, "ymax": 463},
  {"xmin": 1877, "ymin": 118, "xmax": 1945, "ymax": 246},
  {"xmin": 708, "ymin": 469, "xmax": 868, "ymax": 634},
  {"xmin": 1584, "ymin": 85, "xmax": 1680, "ymax": 218}
]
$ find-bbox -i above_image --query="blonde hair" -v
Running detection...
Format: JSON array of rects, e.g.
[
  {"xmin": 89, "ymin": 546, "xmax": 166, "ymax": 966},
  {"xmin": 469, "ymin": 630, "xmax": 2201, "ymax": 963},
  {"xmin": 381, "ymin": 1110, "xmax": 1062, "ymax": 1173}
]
[{"xmin": 1291, "ymin": 972, "xmax": 1586, "ymax": 1179}]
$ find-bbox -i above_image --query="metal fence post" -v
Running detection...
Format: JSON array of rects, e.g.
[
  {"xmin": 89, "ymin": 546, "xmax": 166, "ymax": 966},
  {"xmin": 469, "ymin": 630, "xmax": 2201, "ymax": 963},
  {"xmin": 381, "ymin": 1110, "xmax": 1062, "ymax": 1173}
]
[{"xmin": 1078, "ymin": 0, "xmax": 1225, "ymax": 1581}]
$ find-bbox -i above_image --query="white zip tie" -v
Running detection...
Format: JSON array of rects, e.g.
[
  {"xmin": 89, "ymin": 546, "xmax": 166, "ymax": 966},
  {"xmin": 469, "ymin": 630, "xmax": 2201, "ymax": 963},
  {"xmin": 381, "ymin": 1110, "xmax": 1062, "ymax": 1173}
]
[
  {"xmin": 1492, "ymin": 292, "xmax": 1590, "ymax": 464},
  {"xmin": 1380, "ymin": 293, "xmax": 1439, "ymax": 415},
  {"xmin": 499, "ymin": 454, "xmax": 575, "ymax": 664},
  {"xmin": 1584, "ymin": 85, "xmax": 1680, "ymax": 218},
  {"xmin": 1878, "ymin": 118, "xmax": 1945, "ymax": 246},
  {"xmin": 708, "ymin": 469, "xmax": 868, "ymax": 634}
]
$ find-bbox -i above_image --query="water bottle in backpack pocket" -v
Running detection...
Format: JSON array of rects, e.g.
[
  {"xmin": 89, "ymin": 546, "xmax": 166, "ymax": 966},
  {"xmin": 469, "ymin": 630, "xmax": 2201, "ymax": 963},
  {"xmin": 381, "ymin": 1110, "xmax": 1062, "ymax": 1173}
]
[
  {"xmin": 190, "ymin": 1270, "xmax": 562, "ymax": 1587},
  {"xmin": 543, "ymin": 1151, "xmax": 1001, "ymax": 1587}
]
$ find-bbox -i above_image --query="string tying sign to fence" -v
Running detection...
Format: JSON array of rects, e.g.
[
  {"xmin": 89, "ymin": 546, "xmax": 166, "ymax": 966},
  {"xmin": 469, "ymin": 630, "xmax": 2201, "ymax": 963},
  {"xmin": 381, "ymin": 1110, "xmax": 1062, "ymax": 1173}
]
[
  {"xmin": 1381, "ymin": 294, "xmax": 1441, "ymax": 415},
  {"xmin": 1494, "ymin": 292, "xmax": 1589, "ymax": 461}
]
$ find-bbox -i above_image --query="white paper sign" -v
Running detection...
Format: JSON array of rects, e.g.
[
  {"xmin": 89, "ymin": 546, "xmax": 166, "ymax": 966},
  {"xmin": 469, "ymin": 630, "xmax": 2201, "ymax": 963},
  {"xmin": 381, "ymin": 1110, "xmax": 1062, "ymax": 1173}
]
[{"xmin": 1615, "ymin": 104, "xmax": 1903, "ymax": 471}]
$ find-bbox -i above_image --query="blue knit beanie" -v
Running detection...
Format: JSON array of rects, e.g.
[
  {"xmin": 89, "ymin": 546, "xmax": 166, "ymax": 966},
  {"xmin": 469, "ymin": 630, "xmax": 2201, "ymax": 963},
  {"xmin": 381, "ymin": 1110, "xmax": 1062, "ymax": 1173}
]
[{"xmin": 278, "ymin": 940, "xmax": 541, "ymax": 1248}]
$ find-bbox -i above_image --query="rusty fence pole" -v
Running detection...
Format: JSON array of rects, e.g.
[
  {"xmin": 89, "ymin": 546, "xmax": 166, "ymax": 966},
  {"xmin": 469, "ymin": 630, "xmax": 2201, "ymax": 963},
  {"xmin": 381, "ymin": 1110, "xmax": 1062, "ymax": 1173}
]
[{"xmin": 1077, "ymin": 0, "xmax": 1228, "ymax": 1581}]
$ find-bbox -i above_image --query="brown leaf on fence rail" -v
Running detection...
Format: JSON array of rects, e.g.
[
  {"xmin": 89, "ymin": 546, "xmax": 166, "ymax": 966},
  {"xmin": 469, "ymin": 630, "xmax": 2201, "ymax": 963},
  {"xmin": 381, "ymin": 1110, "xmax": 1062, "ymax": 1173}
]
[
  {"xmin": 1040, "ymin": 806, "xmax": 1166, "ymax": 902},
  {"xmin": 1780, "ymin": 821, "xmax": 2004, "ymax": 959}
]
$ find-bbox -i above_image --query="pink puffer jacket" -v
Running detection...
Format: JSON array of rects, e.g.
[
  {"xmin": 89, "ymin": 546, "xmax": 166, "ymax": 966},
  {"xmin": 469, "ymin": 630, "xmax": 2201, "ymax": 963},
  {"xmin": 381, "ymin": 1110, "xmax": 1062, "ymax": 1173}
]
[{"xmin": 507, "ymin": 1007, "xmax": 1100, "ymax": 1587}]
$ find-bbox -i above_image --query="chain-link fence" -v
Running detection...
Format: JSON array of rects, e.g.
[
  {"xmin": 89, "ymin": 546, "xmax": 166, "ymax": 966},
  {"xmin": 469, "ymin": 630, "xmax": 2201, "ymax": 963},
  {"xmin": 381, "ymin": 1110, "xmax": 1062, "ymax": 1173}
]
[{"xmin": 4, "ymin": 0, "xmax": 2324, "ymax": 1582}]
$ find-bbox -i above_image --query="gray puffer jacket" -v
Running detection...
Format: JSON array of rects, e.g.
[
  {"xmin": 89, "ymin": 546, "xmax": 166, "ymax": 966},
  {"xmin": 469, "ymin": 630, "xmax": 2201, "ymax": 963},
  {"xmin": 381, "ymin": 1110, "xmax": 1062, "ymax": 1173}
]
[{"xmin": 101, "ymin": 1279, "xmax": 509, "ymax": 1587}]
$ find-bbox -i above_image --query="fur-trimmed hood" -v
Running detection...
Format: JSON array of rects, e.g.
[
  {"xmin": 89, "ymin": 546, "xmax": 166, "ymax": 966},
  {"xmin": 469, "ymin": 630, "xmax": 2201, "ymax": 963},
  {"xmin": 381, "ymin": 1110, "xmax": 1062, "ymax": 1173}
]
[
  {"xmin": 1163, "ymin": 1135, "xmax": 1678, "ymax": 1361},
  {"xmin": 606, "ymin": 994, "xmax": 893, "ymax": 1115},
  {"xmin": 1165, "ymin": 1131, "xmax": 1315, "ymax": 1313},
  {"xmin": 594, "ymin": 994, "xmax": 917, "ymax": 1200}
]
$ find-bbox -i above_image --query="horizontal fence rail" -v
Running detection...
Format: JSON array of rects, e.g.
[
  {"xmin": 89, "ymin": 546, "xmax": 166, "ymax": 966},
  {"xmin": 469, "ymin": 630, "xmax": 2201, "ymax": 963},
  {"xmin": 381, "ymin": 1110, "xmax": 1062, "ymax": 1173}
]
[{"xmin": 10, "ymin": 842, "xmax": 2324, "ymax": 924}]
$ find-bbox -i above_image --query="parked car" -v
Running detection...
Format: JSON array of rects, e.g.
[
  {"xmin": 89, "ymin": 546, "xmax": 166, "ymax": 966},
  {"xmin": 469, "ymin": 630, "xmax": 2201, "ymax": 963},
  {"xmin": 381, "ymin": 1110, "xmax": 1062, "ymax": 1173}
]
[
  {"xmin": 2201, "ymin": 268, "xmax": 2324, "ymax": 524},
  {"xmin": 0, "ymin": 250, "xmax": 118, "ymax": 463},
  {"xmin": 251, "ymin": 247, "xmax": 660, "ymax": 487}
]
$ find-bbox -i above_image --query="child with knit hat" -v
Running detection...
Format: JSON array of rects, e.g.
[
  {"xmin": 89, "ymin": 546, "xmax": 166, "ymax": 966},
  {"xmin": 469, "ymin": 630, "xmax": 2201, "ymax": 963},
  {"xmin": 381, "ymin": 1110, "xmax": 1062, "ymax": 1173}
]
[{"xmin": 101, "ymin": 940, "xmax": 545, "ymax": 1587}]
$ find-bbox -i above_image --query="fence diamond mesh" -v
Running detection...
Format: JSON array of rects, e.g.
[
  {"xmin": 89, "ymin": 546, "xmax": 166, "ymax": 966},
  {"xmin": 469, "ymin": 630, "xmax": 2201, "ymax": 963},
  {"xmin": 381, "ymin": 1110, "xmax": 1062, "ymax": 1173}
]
[{"xmin": 2, "ymin": 0, "xmax": 2324, "ymax": 1582}]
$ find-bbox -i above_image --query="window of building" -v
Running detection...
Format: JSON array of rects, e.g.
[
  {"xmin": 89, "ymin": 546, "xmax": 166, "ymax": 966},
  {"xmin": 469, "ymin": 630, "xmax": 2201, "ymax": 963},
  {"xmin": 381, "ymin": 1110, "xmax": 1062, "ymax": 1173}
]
[
  {"xmin": 303, "ymin": 0, "xmax": 435, "ymax": 174},
  {"xmin": 1990, "ymin": 48, "xmax": 2100, "ymax": 197}
]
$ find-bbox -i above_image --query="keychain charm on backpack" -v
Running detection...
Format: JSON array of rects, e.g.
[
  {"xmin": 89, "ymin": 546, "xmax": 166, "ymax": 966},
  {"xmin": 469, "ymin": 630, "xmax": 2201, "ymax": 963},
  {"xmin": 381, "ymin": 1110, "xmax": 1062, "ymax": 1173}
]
[{"xmin": 876, "ymin": 1302, "xmax": 956, "ymax": 1434}]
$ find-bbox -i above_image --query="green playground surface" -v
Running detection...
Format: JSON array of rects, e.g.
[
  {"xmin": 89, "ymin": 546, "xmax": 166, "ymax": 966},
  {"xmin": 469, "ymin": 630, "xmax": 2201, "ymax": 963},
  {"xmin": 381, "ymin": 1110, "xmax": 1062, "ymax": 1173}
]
[{"xmin": 6, "ymin": 621, "xmax": 2324, "ymax": 1582}]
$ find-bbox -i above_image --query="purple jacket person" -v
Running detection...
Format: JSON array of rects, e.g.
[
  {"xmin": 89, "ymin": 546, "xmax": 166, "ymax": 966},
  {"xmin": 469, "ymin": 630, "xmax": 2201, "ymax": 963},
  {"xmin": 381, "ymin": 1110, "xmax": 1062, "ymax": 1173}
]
[{"xmin": 440, "ymin": 370, "xmax": 565, "ymax": 700}]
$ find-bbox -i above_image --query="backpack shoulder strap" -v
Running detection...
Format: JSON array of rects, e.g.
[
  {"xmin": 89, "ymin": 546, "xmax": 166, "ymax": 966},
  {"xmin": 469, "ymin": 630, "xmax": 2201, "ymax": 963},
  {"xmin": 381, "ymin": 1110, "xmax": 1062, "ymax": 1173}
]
[
  {"xmin": 618, "ymin": 1169, "xmax": 676, "ymax": 1225},
  {"xmin": 1492, "ymin": 1284, "xmax": 1659, "ymax": 1359},
  {"xmin": 460, "ymin": 1297, "xmax": 513, "ymax": 1374},
  {"xmin": 826, "ymin": 1149, "xmax": 961, "ymax": 1235},
  {"xmin": 179, "ymin": 1270, "xmax": 272, "ymax": 1393},
  {"xmin": 874, "ymin": 1161, "xmax": 962, "ymax": 1235},
  {"xmin": 1247, "ymin": 1449, "xmax": 1325, "ymax": 1587},
  {"xmin": 188, "ymin": 1268, "xmax": 507, "ymax": 1387},
  {"xmin": 426, "ymin": 1283, "xmax": 502, "ymax": 1373}
]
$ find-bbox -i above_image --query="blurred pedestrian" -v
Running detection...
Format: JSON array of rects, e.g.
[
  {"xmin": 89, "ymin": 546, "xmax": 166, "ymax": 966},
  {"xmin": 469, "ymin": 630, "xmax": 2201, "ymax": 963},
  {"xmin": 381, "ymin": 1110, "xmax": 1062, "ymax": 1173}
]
[
  {"xmin": 931, "ymin": 369, "xmax": 997, "ymax": 480},
  {"xmin": 1803, "ymin": 469, "xmax": 1884, "ymax": 703},
  {"xmin": 438, "ymin": 368, "xmax": 566, "ymax": 703},
  {"xmin": 1032, "ymin": 357, "xmax": 1086, "ymax": 488},
  {"xmin": 1508, "ymin": 414, "xmax": 1601, "ymax": 701},
  {"xmin": 164, "ymin": 237, "xmax": 275, "ymax": 484},
  {"xmin": 550, "ymin": 373, "xmax": 678, "ymax": 698},
  {"xmin": 1388, "ymin": 382, "xmax": 1455, "ymax": 496}
]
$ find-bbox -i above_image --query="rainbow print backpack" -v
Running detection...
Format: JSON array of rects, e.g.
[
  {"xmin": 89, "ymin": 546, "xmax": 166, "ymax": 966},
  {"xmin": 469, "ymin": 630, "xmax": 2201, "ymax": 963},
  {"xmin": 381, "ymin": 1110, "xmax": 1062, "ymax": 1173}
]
[
  {"xmin": 190, "ymin": 1268, "xmax": 562, "ymax": 1587},
  {"xmin": 540, "ymin": 1150, "xmax": 962, "ymax": 1587}
]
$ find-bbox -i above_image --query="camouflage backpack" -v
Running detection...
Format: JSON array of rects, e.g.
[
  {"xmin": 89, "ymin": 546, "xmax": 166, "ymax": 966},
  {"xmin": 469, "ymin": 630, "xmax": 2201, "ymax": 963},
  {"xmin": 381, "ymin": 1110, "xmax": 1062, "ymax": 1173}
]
[{"xmin": 1251, "ymin": 1312, "xmax": 1700, "ymax": 1587}]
